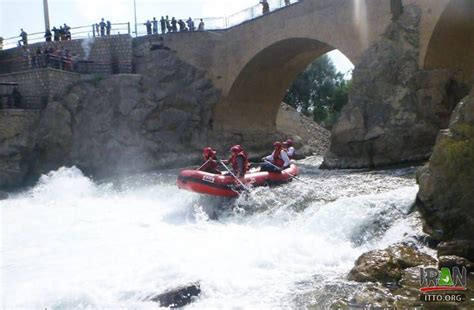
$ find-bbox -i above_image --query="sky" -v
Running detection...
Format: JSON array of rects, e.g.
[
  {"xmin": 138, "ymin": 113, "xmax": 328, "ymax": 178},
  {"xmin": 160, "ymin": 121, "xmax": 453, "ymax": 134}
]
[{"xmin": 0, "ymin": 0, "xmax": 354, "ymax": 75}]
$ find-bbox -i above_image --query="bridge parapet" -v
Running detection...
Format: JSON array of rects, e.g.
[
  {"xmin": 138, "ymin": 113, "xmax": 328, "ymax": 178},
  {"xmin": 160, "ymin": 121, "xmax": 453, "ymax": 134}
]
[{"xmin": 0, "ymin": 35, "xmax": 133, "ymax": 75}]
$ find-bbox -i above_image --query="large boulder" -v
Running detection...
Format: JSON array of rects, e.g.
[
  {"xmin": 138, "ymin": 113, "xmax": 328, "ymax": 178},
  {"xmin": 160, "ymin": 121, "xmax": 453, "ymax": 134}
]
[
  {"xmin": 276, "ymin": 103, "xmax": 330, "ymax": 156},
  {"xmin": 348, "ymin": 244, "xmax": 436, "ymax": 283},
  {"xmin": 0, "ymin": 110, "xmax": 39, "ymax": 188},
  {"xmin": 416, "ymin": 89, "xmax": 474, "ymax": 251},
  {"xmin": 322, "ymin": 5, "xmax": 470, "ymax": 168},
  {"xmin": 148, "ymin": 282, "xmax": 200, "ymax": 308},
  {"xmin": 29, "ymin": 48, "xmax": 220, "ymax": 179}
]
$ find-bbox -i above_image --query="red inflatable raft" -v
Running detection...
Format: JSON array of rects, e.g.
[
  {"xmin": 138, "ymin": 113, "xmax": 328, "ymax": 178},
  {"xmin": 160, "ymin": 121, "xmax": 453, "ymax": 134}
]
[{"xmin": 177, "ymin": 164, "xmax": 299, "ymax": 197}]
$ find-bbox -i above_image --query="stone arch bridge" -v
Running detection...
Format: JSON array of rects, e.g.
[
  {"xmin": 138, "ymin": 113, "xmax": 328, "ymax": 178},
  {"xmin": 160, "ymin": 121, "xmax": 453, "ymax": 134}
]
[{"xmin": 161, "ymin": 0, "xmax": 474, "ymax": 135}]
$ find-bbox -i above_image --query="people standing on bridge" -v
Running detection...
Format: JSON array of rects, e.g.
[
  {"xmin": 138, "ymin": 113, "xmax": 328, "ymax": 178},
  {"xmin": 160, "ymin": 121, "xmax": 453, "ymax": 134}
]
[
  {"xmin": 171, "ymin": 17, "xmax": 178, "ymax": 32},
  {"xmin": 160, "ymin": 16, "xmax": 166, "ymax": 34},
  {"xmin": 152, "ymin": 17, "xmax": 158, "ymax": 34},
  {"xmin": 63, "ymin": 23, "xmax": 71, "ymax": 40},
  {"xmin": 144, "ymin": 20, "xmax": 152, "ymax": 35},
  {"xmin": 100, "ymin": 18, "xmax": 106, "ymax": 36},
  {"xmin": 58, "ymin": 26, "xmax": 64, "ymax": 41},
  {"xmin": 52, "ymin": 27, "xmax": 59, "ymax": 41},
  {"xmin": 18, "ymin": 29, "xmax": 28, "ymax": 46},
  {"xmin": 260, "ymin": 142, "xmax": 290, "ymax": 172},
  {"xmin": 260, "ymin": 0, "xmax": 270, "ymax": 14},
  {"xmin": 106, "ymin": 20, "xmax": 112, "ymax": 35},
  {"xmin": 178, "ymin": 19, "xmax": 187, "ymax": 32},
  {"xmin": 198, "ymin": 19, "xmax": 205, "ymax": 31},
  {"xmin": 44, "ymin": 29, "xmax": 52, "ymax": 42},
  {"xmin": 165, "ymin": 16, "xmax": 171, "ymax": 33},
  {"xmin": 186, "ymin": 18, "xmax": 195, "ymax": 32},
  {"xmin": 94, "ymin": 23, "xmax": 100, "ymax": 37}
]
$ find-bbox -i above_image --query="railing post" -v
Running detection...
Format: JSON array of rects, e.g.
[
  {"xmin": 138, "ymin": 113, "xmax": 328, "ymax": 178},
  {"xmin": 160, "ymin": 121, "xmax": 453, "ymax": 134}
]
[
  {"xmin": 127, "ymin": 22, "xmax": 131, "ymax": 35},
  {"xmin": 92, "ymin": 24, "xmax": 96, "ymax": 37}
]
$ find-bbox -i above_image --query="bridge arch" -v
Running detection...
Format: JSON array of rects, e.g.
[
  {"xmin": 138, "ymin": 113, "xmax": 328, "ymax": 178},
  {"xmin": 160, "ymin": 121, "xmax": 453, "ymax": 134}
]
[
  {"xmin": 422, "ymin": 0, "xmax": 474, "ymax": 81},
  {"xmin": 214, "ymin": 38, "xmax": 351, "ymax": 132}
]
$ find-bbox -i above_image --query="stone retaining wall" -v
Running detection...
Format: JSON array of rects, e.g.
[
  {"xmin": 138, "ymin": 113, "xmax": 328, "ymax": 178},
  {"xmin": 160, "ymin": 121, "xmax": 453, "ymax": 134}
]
[{"xmin": 0, "ymin": 69, "xmax": 80, "ymax": 109}]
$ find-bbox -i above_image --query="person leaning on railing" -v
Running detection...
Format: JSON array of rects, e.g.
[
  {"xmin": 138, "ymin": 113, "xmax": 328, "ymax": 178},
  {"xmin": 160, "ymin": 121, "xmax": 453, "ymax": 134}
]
[
  {"xmin": 44, "ymin": 29, "xmax": 52, "ymax": 42},
  {"xmin": 260, "ymin": 0, "xmax": 270, "ymax": 14}
]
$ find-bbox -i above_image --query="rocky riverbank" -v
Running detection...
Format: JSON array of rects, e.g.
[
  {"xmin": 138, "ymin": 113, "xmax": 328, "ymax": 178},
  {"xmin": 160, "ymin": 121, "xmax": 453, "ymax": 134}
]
[
  {"xmin": 276, "ymin": 103, "xmax": 330, "ymax": 156},
  {"xmin": 416, "ymin": 87, "xmax": 474, "ymax": 273},
  {"xmin": 339, "ymin": 242, "xmax": 474, "ymax": 309},
  {"xmin": 322, "ymin": 5, "xmax": 470, "ymax": 169},
  {"xmin": 336, "ymin": 88, "xmax": 474, "ymax": 309}
]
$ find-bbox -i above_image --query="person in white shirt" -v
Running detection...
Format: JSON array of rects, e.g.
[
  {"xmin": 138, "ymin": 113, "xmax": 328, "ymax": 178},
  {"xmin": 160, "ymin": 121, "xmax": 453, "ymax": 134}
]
[
  {"xmin": 260, "ymin": 141, "xmax": 290, "ymax": 172},
  {"xmin": 284, "ymin": 139, "xmax": 296, "ymax": 159}
]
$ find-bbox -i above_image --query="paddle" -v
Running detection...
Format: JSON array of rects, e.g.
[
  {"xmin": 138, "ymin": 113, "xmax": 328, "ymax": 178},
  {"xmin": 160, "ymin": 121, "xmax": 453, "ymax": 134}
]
[
  {"xmin": 219, "ymin": 160, "xmax": 251, "ymax": 192},
  {"xmin": 196, "ymin": 158, "xmax": 212, "ymax": 171},
  {"xmin": 263, "ymin": 159, "xmax": 310, "ymax": 184}
]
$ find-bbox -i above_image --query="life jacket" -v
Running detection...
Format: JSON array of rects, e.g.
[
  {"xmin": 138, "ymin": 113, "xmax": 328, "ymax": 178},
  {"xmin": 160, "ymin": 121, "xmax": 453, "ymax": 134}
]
[
  {"xmin": 201, "ymin": 159, "xmax": 220, "ymax": 174},
  {"xmin": 272, "ymin": 147, "xmax": 285, "ymax": 168},
  {"xmin": 230, "ymin": 151, "xmax": 249, "ymax": 175}
]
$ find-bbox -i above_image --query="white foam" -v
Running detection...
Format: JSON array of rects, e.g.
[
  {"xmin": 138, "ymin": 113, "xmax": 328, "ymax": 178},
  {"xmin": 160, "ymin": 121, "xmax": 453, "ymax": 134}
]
[{"xmin": 0, "ymin": 166, "xmax": 422, "ymax": 308}]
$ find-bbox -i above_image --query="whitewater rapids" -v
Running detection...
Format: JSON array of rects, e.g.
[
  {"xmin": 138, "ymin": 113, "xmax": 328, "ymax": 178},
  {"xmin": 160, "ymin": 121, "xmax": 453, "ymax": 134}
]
[{"xmin": 0, "ymin": 157, "xmax": 428, "ymax": 308}]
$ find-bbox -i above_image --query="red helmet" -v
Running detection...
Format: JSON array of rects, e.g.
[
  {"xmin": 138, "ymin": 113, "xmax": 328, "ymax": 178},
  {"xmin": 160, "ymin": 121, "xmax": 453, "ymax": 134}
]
[
  {"xmin": 203, "ymin": 147, "xmax": 216, "ymax": 159},
  {"xmin": 273, "ymin": 141, "xmax": 282, "ymax": 148},
  {"xmin": 285, "ymin": 139, "xmax": 294, "ymax": 146},
  {"xmin": 230, "ymin": 145, "xmax": 242, "ymax": 153}
]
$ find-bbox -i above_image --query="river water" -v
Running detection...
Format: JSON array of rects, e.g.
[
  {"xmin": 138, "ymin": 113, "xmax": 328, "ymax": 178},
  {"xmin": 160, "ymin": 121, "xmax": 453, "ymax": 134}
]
[{"xmin": 0, "ymin": 156, "xmax": 429, "ymax": 309}]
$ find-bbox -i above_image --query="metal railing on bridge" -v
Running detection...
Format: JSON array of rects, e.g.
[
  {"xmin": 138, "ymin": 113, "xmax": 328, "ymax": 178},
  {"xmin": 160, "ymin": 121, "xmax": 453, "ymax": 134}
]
[
  {"xmin": 1, "ymin": 0, "xmax": 300, "ymax": 51},
  {"xmin": 1, "ymin": 22, "xmax": 130, "ymax": 50},
  {"xmin": 0, "ymin": 1, "xmax": 299, "ymax": 49},
  {"xmin": 130, "ymin": 0, "xmax": 300, "ymax": 36}
]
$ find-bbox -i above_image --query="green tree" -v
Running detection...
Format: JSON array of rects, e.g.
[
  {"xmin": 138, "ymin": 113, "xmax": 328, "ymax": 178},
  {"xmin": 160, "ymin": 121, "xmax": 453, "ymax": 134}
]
[{"xmin": 284, "ymin": 54, "xmax": 351, "ymax": 128}]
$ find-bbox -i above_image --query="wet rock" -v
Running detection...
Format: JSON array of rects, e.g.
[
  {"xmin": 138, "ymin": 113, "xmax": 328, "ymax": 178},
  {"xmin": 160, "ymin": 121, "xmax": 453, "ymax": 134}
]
[
  {"xmin": 0, "ymin": 190, "xmax": 8, "ymax": 200},
  {"xmin": 27, "ymin": 49, "xmax": 220, "ymax": 180},
  {"xmin": 437, "ymin": 240, "xmax": 474, "ymax": 261},
  {"xmin": 387, "ymin": 244, "xmax": 436, "ymax": 269},
  {"xmin": 438, "ymin": 255, "xmax": 474, "ymax": 272},
  {"xmin": 276, "ymin": 103, "xmax": 330, "ymax": 156},
  {"xmin": 348, "ymin": 244, "xmax": 436, "ymax": 283},
  {"xmin": 323, "ymin": 5, "xmax": 470, "ymax": 169},
  {"xmin": 0, "ymin": 110, "xmax": 40, "ymax": 189},
  {"xmin": 416, "ymin": 88, "xmax": 474, "ymax": 248},
  {"xmin": 149, "ymin": 282, "xmax": 200, "ymax": 308},
  {"xmin": 348, "ymin": 249, "xmax": 403, "ymax": 283}
]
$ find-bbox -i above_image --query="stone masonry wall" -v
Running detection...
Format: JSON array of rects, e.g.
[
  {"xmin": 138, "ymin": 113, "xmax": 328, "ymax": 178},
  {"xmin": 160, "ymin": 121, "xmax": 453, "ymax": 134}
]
[
  {"xmin": 0, "ymin": 69, "xmax": 80, "ymax": 109},
  {"xmin": 0, "ymin": 35, "xmax": 132, "ymax": 75}
]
